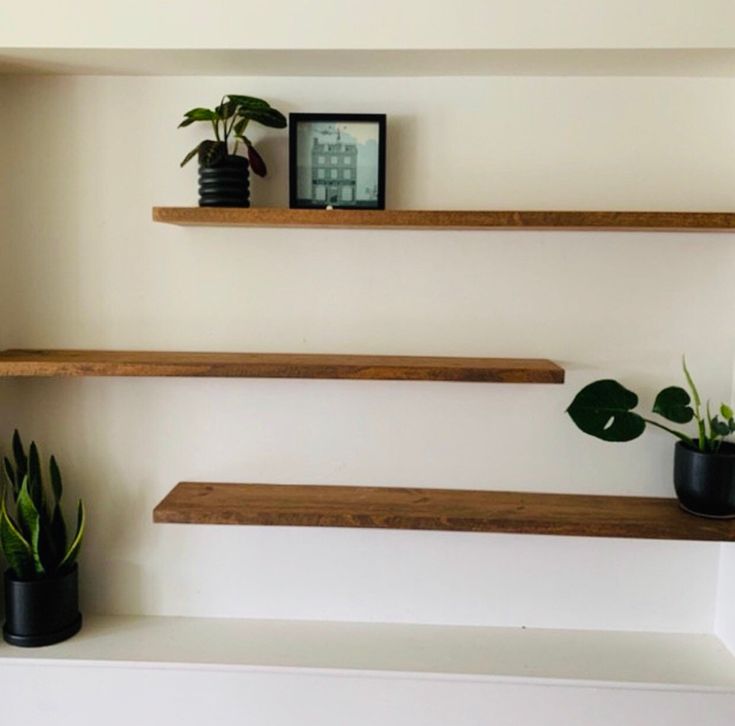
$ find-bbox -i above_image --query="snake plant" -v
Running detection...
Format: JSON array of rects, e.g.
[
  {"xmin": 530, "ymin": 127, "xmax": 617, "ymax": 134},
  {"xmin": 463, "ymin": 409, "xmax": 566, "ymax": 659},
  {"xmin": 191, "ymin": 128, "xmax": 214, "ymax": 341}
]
[{"xmin": 0, "ymin": 431, "xmax": 85, "ymax": 580}]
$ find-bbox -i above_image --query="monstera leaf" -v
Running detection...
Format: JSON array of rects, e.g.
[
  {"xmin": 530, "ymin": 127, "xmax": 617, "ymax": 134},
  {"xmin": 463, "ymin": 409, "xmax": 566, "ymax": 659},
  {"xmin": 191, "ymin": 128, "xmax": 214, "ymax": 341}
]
[
  {"xmin": 566, "ymin": 379, "xmax": 646, "ymax": 442},
  {"xmin": 652, "ymin": 386, "xmax": 694, "ymax": 424}
]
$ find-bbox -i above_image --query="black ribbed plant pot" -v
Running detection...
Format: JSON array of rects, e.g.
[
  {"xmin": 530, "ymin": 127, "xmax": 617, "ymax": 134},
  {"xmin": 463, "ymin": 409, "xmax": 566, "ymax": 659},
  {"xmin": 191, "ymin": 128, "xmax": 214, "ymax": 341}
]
[
  {"xmin": 198, "ymin": 154, "xmax": 250, "ymax": 208},
  {"xmin": 3, "ymin": 565, "xmax": 82, "ymax": 647},
  {"xmin": 674, "ymin": 441, "xmax": 735, "ymax": 519}
]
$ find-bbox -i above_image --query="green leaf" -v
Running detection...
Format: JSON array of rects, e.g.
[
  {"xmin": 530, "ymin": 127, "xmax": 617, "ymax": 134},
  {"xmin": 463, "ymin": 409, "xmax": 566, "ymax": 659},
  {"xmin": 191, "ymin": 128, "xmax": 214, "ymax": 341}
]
[
  {"xmin": 226, "ymin": 94, "xmax": 272, "ymax": 111},
  {"xmin": 233, "ymin": 118, "xmax": 249, "ymax": 136},
  {"xmin": 198, "ymin": 140, "xmax": 227, "ymax": 167},
  {"xmin": 27, "ymin": 441, "xmax": 43, "ymax": 510},
  {"xmin": 721, "ymin": 404, "xmax": 733, "ymax": 420},
  {"xmin": 239, "ymin": 107, "xmax": 287, "ymax": 129},
  {"xmin": 16, "ymin": 478, "xmax": 45, "ymax": 575},
  {"xmin": 180, "ymin": 142, "xmax": 204, "ymax": 168},
  {"xmin": 50, "ymin": 455, "xmax": 63, "ymax": 504},
  {"xmin": 12, "ymin": 429, "xmax": 27, "ymax": 484},
  {"xmin": 178, "ymin": 107, "xmax": 218, "ymax": 127},
  {"xmin": 652, "ymin": 386, "xmax": 694, "ymax": 424},
  {"xmin": 50, "ymin": 503, "xmax": 67, "ymax": 569},
  {"xmin": 4, "ymin": 456, "xmax": 17, "ymax": 498},
  {"xmin": 59, "ymin": 500, "xmax": 85, "ymax": 571},
  {"xmin": 711, "ymin": 416, "xmax": 730, "ymax": 436},
  {"xmin": 567, "ymin": 379, "xmax": 646, "ymax": 442},
  {"xmin": 0, "ymin": 496, "xmax": 33, "ymax": 579},
  {"xmin": 245, "ymin": 141, "xmax": 267, "ymax": 177},
  {"xmin": 215, "ymin": 100, "xmax": 238, "ymax": 120},
  {"xmin": 682, "ymin": 356, "xmax": 702, "ymax": 410}
]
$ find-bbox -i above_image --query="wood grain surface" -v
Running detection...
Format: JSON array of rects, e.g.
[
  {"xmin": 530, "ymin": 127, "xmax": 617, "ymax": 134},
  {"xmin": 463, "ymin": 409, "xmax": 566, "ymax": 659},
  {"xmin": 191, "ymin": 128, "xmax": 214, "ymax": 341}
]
[
  {"xmin": 152, "ymin": 207, "xmax": 735, "ymax": 231},
  {"xmin": 0, "ymin": 350, "xmax": 564, "ymax": 383},
  {"xmin": 153, "ymin": 482, "xmax": 735, "ymax": 541}
]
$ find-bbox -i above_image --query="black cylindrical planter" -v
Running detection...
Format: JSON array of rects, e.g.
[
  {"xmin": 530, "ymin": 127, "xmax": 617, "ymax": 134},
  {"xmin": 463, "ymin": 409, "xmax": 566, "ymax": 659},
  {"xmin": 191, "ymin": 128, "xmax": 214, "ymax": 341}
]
[
  {"xmin": 674, "ymin": 441, "xmax": 735, "ymax": 518},
  {"xmin": 198, "ymin": 155, "xmax": 250, "ymax": 208},
  {"xmin": 3, "ymin": 565, "xmax": 82, "ymax": 647}
]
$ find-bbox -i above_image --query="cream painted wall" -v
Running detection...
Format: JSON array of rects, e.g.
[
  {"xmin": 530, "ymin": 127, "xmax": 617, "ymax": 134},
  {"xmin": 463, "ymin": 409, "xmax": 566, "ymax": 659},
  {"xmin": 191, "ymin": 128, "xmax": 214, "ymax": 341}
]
[
  {"xmin": 0, "ymin": 74, "xmax": 733, "ymax": 632},
  {"xmin": 2, "ymin": 1, "xmax": 735, "ymax": 50},
  {"xmin": 5, "ymin": 664, "xmax": 735, "ymax": 726}
]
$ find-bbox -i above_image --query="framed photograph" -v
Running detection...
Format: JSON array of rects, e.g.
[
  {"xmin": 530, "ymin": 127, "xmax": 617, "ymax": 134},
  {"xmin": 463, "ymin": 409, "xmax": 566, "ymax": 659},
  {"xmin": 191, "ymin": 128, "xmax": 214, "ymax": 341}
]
[{"xmin": 289, "ymin": 113, "xmax": 386, "ymax": 209}]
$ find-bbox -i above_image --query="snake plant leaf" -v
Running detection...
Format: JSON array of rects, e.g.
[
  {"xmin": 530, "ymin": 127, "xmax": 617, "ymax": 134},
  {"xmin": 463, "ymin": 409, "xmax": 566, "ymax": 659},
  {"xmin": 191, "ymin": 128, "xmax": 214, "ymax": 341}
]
[
  {"xmin": 567, "ymin": 379, "xmax": 646, "ymax": 442},
  {"xmin": 50, "ymin": 455, "xmax": 63, "ymax": 504},
  {"xmin": 721, "ymin": 404, "xmax": 734, "ymax": 421},
  {"xmin": 0, "ymin": 496, "xmax": 33, "ymax": 579},
  {"xmin": 27, "ymin": 441, "xmax": 43, "ymax": 510},
  {"xmin": 4, "ymin": 456, "xmax": 18, "ymax": 497},
  {"xmin": 50, "ymin": 502, "xmax": 67, "ymax": 568},
  {"xmin": 59, "ymin": 499, "xmax": 85, "ymax": 571},
  {"xmin": 12, "ymin": 429, "xmax": 27, "ymax": 484},
  {"xmin": 226, "ymin": 94, "xmax": 271, "ymax": 111},
  {"xmin": 652, "ymin": 386, "xmax": 694, "ymax": 424},
  {"xmin": 17, "ymin": 478, "xmax": 45, "ymax": 575}
]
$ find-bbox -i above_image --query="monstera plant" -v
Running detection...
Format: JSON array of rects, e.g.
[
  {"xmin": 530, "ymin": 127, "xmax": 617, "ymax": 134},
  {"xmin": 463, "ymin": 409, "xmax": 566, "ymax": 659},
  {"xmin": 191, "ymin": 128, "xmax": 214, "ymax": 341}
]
[
  {"xmin": 1, "ymin": 431, "xmax": 85, "ymax": 646},
  {"xmin": 179, "ymin": 94, "xmax": 287, "ymax": 208},
  {"xmin": 567, "ymin": 359, "xmax": 735, "ymax": 518},
  {"xmin": 567, "ymin": 358, "xmax": 734, "ymax": 452}
]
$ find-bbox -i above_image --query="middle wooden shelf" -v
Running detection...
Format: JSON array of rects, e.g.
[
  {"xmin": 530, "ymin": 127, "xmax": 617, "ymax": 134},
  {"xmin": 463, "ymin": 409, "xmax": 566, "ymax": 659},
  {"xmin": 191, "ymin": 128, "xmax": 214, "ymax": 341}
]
[
  {"xmin": 153, "ymin": 482, "xmax": 735, "ymax": 542},
  {"xmin": 0, "ymin": 349, "xmax": 563, "ymax": 383}
]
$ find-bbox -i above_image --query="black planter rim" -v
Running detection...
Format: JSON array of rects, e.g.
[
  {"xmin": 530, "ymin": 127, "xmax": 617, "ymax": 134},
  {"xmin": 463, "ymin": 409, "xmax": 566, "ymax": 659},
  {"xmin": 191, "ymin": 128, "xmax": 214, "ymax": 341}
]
[
  {"xmin": 675, "ymin": 440, "xmax": 735, "ymax": 458},
  {"xmin": 4, "ymin": 562, "xmax": 78, "ymax": 586}
]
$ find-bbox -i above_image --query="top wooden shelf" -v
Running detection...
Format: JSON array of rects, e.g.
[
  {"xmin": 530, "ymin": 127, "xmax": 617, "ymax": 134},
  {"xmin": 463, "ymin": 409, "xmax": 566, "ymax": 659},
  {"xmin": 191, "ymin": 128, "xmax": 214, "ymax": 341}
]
[
  {"xmin": 0, "ymin": 350, "xmax": 563, "ymax": 383},
  {"xmin": 152, "ymin": 207, "xmax": 735, "ymax": 231}
]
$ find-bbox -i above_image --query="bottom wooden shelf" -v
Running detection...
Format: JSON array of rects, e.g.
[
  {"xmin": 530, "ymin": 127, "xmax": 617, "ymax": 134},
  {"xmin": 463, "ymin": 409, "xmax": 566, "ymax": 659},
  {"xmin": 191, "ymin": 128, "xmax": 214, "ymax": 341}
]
[
  {"xmin": 2, "ymin": 614, "xmax": 734, "ymax": 689},
  {"xmin": 153, "ymin": 483, "xmax": 735, "ymax": 542}
]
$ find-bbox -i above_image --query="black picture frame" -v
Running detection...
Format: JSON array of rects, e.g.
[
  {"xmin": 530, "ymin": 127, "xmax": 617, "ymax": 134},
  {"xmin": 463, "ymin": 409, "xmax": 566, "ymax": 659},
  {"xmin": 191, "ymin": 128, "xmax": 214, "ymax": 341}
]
[{"xmin": 289, "ymin": 113, "xmax": 386, "ymax": 210}]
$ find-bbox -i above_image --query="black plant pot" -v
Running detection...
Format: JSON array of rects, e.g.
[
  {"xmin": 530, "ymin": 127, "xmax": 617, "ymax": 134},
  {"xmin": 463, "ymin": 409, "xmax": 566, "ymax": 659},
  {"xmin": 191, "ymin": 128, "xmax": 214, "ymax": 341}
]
[
  {"xmin": 674, "ymin": 441, "xmax": 735, "ymax": 518},
  {"xmin": 198, "ymin": 154, "xmax": 250, "ymax": 208},
  {"xmin": 3, "ymin": 565, "xmax": 82, "ymax": 647}
]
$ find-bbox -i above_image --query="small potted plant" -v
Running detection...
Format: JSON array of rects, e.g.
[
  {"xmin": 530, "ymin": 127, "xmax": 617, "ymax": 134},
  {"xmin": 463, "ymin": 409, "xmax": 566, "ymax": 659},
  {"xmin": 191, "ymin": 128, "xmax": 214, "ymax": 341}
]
[
  {"xmin": 179, "ymin": 94, "xmax": 287, "ymax": 208},
  {"xmin": 567, "ymin": 359, "xmax": 735, "ymax": 518},
  {"xmin": 1, "ymin": 431, "xmax": 85, "ymax": 646}
]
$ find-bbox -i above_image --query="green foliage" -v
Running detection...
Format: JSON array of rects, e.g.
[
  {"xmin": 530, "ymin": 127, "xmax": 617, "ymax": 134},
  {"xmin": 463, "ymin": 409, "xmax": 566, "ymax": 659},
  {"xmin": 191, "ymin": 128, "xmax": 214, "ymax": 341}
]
[
  {"xmin": 567, "ymin": 358, "xmax": 734, "ymax": 452},
  {"xmin": 566, "ymin": 380, "xmax": 646, "ymax": 442},
  {"xmin": 0, "ymin": 431, "xmax": 85, "ymax": 580},
  {"xmin": 178, "ymin": 94, "xmax": 287, "ymax": 177}
]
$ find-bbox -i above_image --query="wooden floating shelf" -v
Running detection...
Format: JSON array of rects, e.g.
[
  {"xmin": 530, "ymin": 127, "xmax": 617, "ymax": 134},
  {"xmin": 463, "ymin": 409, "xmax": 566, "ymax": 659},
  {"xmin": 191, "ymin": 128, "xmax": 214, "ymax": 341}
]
[
  {"xmin": 153, "ymin": 483, "xmax": 735, "ymax": 542},
  {"xmin": 0, "ymin": 350, "xmax": 563, "ymax": 383},
  {"xmin": 152, "ymin": 207, "xmax": 735, "ymax": 231}
]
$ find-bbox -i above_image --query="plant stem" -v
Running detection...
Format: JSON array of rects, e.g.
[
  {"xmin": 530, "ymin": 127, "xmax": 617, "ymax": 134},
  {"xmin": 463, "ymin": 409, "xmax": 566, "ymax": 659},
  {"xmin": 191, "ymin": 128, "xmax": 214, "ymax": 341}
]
[
  {"xmin": 642, "ymin": 418, "xmax": 695, "ymax": 447},
  {"xmin": 682, "ymin": 356, "xmax": 706, "ymax": 450}
]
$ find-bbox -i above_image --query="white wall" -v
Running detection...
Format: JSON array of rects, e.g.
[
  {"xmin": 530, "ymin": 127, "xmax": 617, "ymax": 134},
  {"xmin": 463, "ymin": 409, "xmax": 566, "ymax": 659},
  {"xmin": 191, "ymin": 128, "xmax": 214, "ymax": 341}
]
[
  {"xmin": 0, "ymin": 74, "xmax": 733, "ymax": 632},
  {"xmin": 1, "ymin": 1, "xmax": 735, "ymax": 50}
]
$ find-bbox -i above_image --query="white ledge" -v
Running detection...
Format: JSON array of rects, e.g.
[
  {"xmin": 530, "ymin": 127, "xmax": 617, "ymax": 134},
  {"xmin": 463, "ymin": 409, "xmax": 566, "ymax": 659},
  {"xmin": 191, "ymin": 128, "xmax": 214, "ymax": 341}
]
[{"xmin": 1, "ymin": 615, "xmax": 735, "ymax": 691}]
